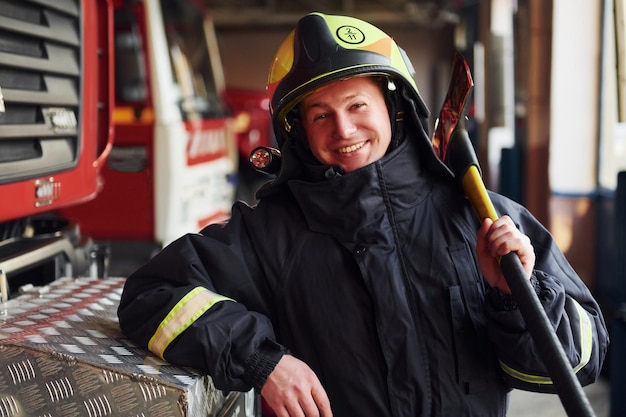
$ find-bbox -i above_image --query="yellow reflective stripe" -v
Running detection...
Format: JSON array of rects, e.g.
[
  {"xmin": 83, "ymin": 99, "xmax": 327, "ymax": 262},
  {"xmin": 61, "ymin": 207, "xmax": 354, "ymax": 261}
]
[
  {"xmin": 499, "ymin": 361, "xmax": 554, "ymax": 385},
  {"xmin": 571, "ymin": 299, "xmax": 593, "ymax": 373},
  {"xmin": 148, "ymin": 287, "xmax": 232, "ymax": 359},
  {"xmin": 499, "ymin": 299, "xmax": 594, "ymax": 385}
]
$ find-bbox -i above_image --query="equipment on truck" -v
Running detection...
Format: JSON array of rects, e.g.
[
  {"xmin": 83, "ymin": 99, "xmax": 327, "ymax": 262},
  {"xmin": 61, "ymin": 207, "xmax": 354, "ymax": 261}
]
[{"xmin": 0, "ymin": 277, "xmax": 259, "ymax": 417}]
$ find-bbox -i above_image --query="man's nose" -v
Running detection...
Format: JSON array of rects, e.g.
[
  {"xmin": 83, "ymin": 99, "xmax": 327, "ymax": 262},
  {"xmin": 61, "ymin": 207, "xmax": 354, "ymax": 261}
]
[{"xmin": 333, "ymin": 113, "xmax": 357, "ymax": 138}]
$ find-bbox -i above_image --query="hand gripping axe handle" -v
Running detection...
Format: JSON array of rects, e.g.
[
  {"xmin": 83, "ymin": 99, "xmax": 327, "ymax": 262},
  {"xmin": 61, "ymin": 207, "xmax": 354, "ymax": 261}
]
[{"xmin": 445, "ymin": 127, "xmax": 596, "ymax": 417}]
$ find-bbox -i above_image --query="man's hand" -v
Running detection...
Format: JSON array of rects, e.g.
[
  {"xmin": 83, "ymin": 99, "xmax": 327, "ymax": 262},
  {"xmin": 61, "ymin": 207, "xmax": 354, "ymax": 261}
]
[
  {"xmin": 476, "ymin": 216, "xmax": 535, "ymax": 293},
  {"xmin": 261, "ymin": 354, "xmax": 333, "ymax": 417}
]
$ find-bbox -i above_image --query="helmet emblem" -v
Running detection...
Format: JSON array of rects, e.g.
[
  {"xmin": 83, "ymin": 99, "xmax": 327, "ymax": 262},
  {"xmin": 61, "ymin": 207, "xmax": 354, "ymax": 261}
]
[{"xmin": 336, "ymin": 25, "xmax": 365, "ymax": 44}]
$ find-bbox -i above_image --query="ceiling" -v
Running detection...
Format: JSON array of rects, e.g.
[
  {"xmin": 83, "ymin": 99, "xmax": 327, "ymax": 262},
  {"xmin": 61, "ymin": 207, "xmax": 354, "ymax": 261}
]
[{"xmin": 203, "ymin": 0, "xmax": 472, "ymax": 29}]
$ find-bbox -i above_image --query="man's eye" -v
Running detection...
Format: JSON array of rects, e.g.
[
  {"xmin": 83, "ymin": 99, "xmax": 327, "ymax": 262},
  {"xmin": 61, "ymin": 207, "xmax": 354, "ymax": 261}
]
[
  {"xmin": 352, "ymin": 102, "xmax": 365, "ymax": 109},
  {"xmin": 313, "ymin": 113, "xmax": 327, "ymax": 121}
]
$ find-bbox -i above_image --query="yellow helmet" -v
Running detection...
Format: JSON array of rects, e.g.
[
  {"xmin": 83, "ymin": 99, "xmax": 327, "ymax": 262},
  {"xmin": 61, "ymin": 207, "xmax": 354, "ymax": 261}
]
[{"xmin": 267, "ymin": 12, "xmax": 429, "ymax": 144}]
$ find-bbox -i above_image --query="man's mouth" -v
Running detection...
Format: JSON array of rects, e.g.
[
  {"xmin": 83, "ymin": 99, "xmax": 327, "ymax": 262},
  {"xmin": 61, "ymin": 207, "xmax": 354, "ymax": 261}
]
[{"xmin": 337, "ymin": 141, "xmax": 366, "ymax": 154}]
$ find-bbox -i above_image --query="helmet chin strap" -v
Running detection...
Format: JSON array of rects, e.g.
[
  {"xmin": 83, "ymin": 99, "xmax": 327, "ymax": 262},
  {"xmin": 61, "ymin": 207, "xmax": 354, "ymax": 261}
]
[
  {"xmin": 384, "ymin": 77, "xmax": 433, "ymax": 154},
  {"xmin": 284, "ymin": 113, "xmax": 325, "ymax": 167},
  {"xmin": 382, "ymin": 77, "xmax": 406, "ymax": 153}
]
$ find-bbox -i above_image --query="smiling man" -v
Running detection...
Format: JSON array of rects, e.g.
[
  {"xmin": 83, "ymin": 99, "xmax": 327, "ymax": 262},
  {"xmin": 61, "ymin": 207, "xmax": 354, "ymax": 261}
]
[
  {"xmin": 299, "ymin": 76, "xmax": 392, "ymax": 173},
  {"xmin": 118, "ymin": 12, "xmax": 609, "ymax": 417}
]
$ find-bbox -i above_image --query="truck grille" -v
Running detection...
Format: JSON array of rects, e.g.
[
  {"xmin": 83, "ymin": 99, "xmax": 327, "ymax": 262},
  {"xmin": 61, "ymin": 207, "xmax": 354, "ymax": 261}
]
[{"xmin": 0, "ymin": 0, "xmax": 81, "ymax": 184}]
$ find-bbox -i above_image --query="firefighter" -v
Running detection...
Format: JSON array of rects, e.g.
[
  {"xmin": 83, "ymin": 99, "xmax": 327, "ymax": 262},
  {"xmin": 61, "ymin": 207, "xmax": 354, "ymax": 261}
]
[{"xmin": 118, "ymin": 12, "xmax": 609, "ymax": 417}]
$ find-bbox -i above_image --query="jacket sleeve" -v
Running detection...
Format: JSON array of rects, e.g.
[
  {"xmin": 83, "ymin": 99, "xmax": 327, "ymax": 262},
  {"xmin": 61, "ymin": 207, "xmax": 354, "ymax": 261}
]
[
  {"xmin": 117, "ymin": 202, "xmax": 288, "ymax": 392},
  {"xmin": 484, "ymin": 195, "xmax": 610, "ymax": 393}
]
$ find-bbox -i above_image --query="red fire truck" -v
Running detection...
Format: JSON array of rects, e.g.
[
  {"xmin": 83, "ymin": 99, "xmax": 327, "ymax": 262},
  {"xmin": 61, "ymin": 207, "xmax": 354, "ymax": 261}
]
[
  {"xmin": 60, "ymin": 0, "xmax": 240, "ymax": 274},
  {"xmin": 0, "ymin": 0, "xmax": 241, "ymax": 284},
  {"xmin": 0, "ymin": 0, "xmax": 114, "ymax": 290}
]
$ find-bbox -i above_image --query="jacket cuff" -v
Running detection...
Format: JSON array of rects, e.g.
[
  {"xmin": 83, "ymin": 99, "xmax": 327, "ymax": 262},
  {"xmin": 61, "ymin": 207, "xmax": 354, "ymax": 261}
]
[
  {"xmin": 487, "ymin": 273, "xmax": 541, "ymax": 311},
  {"xmin": 244, "ymin": 338, "xmax": 289, "ymax": 391}
]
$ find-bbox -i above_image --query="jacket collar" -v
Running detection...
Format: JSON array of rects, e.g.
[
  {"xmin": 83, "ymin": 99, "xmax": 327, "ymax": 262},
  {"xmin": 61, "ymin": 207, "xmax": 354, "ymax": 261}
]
[{"xmin": 287, "ymin": 138, "xmax": 436, "ymax": 240}]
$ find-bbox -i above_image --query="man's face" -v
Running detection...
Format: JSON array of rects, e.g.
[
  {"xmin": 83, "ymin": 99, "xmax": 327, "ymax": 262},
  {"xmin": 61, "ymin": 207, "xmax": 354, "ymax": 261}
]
[{"xmin": 299, "ymin": 76, "xmax": 392, "ymax": 173}]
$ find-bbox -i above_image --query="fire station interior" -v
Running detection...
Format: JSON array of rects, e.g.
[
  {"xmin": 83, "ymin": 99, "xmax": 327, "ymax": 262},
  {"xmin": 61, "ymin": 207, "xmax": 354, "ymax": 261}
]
[{"xmin": 0, "ymin": 0, "xmax": 622, "ymax": 416}]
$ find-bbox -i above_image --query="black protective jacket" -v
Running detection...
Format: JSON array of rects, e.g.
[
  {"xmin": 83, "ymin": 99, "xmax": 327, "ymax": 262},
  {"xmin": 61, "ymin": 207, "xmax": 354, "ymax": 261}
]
[{"xmin": 118, "ymin": 133, "xmax": 608, "ymax": 417}]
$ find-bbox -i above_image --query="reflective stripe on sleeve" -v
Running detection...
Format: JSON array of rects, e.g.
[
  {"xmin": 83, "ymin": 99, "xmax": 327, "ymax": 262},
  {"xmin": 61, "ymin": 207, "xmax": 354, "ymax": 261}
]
[
  {"xmin": 148, "ymin": 286, "xmax": 233, "ymax": 359},
  {"xmin": 499, "ymin": 299, "xmax": 594, "ymax": 385},
  {"xmin": 571, "ymin": 299, "xmax": 593, "ymax": 373}
]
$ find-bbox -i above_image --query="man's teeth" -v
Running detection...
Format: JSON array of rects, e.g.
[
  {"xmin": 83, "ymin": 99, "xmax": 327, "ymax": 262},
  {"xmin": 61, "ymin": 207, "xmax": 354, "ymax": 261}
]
[{"xmin": 338, "ymin": 142, "xmax": 365, "ymax": 154}]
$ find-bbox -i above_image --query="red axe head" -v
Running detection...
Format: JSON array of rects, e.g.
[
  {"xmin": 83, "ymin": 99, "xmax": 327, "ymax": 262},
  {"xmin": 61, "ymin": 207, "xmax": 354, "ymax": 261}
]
[{"xmin": 431, "ymin": 51, "xmax": 474, "ymax": 162}]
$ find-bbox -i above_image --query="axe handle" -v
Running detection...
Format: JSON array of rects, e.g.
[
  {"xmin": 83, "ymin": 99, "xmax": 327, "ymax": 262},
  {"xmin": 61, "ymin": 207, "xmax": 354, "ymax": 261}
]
[
  {"xmin": 458, "ymin": 142, "xmax": 596, "ymax": 417},
  {"xmin": 461, "ymin": 165, "xmax": 499, "ymax": 221}
]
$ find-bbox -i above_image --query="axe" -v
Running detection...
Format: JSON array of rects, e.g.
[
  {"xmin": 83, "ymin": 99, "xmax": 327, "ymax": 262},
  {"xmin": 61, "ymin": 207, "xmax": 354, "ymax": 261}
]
[{"xmin": 439, "ymin": 51, "xmax": 595, "ymax": 417}]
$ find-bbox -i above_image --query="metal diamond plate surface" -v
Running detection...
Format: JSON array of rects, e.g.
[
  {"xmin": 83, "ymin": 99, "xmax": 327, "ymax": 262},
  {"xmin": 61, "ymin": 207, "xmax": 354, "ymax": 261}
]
[{"xmin": 0, "ymin": 277, "xmax": 227, "ymax": 417}]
